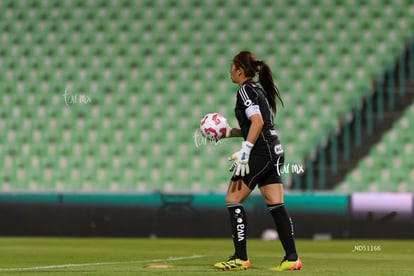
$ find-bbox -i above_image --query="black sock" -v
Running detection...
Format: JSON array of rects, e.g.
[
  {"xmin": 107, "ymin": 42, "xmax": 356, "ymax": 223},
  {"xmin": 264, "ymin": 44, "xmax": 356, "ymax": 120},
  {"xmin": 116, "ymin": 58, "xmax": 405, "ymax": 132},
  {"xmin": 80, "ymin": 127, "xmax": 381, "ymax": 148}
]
[
  {"xmin": 268, "ymin": 203, "xmax": 298, "ymax": 261},
  {"xmin": 226, "ymin": 203, "xmax": 248, "ymax": 260}
]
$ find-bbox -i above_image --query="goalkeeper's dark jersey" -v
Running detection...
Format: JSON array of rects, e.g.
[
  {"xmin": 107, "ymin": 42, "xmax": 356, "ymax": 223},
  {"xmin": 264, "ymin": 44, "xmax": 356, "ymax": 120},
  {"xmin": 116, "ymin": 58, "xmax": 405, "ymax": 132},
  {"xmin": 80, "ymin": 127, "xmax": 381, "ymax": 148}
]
[{"xmin": 234, "ymin": 80, "xmax": 282, "ymax": 159}]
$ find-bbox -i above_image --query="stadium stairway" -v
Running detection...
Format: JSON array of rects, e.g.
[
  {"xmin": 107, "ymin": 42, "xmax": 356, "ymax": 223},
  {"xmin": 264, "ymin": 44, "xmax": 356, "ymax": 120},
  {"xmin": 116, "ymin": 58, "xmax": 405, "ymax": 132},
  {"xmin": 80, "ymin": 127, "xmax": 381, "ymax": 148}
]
[
  {"xmin": 297, "ymin": 44, "xmax": 414, "ymax": 191},
  {"xmin": 336, "ymin": 101, "xmax": 414, "ymax": 192}
]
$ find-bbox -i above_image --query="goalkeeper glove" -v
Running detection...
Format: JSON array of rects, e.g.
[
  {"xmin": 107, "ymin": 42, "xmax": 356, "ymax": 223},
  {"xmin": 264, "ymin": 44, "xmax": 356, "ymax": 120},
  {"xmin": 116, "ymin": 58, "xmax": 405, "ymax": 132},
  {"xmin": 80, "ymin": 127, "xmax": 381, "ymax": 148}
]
[{"xmin": 229, "ymin": 141, "xmax": 253, "ymax": 176}]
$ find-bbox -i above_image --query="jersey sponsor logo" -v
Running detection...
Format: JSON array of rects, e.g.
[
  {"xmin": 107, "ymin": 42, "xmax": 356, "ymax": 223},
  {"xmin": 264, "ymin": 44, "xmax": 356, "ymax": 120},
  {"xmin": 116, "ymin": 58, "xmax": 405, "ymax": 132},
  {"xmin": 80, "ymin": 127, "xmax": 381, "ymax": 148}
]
[
  {"xmin": 243, "ymin": 99, "xmax": 252, "ymax": 107},
  {"xmin": 236, "ymin": 224, "xmax": 245, "ymax": 241},
  {"xmin": 274, "ymin": 144, "xmax": 283, "ymax": 154},
  {"xmin": 234, "ymin": 208, "xmax": 245, "ymax": 241},
  {"xmin": 239, "ymin": 85, "xmax": 253, "ymax": 107}
]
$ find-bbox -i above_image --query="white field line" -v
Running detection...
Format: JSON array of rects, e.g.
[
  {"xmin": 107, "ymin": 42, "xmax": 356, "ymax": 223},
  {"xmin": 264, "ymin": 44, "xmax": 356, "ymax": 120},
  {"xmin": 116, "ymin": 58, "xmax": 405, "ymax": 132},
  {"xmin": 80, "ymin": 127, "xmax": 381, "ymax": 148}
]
[{"xmin": 0, "ymin": 254, "xmax": 206, "ymax": 272}]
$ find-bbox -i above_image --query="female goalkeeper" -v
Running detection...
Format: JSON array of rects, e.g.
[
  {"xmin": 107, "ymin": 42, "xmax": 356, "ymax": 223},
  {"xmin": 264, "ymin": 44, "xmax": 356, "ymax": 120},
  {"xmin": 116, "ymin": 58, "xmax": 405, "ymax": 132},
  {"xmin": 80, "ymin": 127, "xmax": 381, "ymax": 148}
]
[{"xmin": 214, "ymin": 51, "xmax": 302, "ymax": 271}]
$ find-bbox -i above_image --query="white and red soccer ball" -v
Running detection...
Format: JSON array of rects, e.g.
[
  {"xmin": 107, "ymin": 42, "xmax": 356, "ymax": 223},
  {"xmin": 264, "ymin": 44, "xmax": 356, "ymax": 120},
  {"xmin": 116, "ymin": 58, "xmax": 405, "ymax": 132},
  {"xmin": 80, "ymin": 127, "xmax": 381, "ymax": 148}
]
[{"xmin": 199, "ymin": 112, "xmax": 228, "ymax": 141}]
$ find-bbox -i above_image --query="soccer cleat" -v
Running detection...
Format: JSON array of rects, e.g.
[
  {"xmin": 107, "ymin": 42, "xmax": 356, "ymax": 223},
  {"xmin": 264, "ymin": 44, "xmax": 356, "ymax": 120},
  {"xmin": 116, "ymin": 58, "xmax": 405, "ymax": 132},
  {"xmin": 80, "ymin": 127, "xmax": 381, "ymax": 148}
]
[
  {"xmin": 269, "ymin": 257, "xmax": 302, "ymax": 271},
  {"xmin": 214, "ymin": 255, "xmax": 251, "ymax": 271}
]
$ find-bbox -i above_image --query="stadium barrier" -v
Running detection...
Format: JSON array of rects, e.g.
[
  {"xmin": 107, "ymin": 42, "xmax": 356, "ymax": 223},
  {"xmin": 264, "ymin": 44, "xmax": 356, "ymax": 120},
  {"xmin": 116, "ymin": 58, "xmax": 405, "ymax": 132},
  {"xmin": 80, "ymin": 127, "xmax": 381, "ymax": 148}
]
[{"xmin": 0, "ymin": 192, "xmax": 412, "ymax": 238}]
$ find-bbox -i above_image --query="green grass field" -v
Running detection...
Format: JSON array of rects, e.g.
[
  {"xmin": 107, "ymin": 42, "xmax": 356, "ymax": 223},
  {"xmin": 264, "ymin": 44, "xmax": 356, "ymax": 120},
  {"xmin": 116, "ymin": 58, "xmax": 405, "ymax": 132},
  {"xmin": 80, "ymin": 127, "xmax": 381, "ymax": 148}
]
[{"xmin": 0, "ymin": 238, "xmax": 413, "ymax": 275}]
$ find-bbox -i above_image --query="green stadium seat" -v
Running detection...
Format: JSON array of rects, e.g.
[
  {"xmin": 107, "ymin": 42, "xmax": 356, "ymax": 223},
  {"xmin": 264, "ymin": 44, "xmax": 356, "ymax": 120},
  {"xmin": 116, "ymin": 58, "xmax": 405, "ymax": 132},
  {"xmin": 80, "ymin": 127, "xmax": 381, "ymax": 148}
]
[
  {"xmin": 1, "ymin": 0, "xmax": 414, "ymax": 192},
  {"xmin": 338, "ymin": 101, "xmax": 414, "ymax": 192}
]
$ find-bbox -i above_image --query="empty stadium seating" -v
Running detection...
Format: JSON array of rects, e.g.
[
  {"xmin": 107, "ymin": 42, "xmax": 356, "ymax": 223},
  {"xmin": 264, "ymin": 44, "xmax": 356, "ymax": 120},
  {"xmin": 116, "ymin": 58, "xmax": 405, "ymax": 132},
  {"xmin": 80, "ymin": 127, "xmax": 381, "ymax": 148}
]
[
  {"xmin": 1, "ymin": 0, "xmax": 414, "ymax": 192},
  {"xmin": 336, "ymin": 102, "xmax": 414, "ymax": 192}
]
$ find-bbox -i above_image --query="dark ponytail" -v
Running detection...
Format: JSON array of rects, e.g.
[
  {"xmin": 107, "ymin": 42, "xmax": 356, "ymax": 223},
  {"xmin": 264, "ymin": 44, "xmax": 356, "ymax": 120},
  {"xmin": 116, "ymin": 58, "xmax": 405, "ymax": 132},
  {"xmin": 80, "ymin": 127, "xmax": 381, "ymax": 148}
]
[
  {"xmin": 257, "ymin": 61, "xmax": 284, "ymax": 114},
  {"xmin": 233, "ymin": 51, "xmax": 283, "ymax": 114}
]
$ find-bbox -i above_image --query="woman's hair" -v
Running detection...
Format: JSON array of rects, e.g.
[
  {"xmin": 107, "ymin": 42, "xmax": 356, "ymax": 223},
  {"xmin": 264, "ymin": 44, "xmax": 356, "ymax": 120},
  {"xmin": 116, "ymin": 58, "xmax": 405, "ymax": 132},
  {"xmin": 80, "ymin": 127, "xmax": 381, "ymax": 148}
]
[{"xmin": 232, "ymin": 51, "xmax": 284, "ymax": 114}]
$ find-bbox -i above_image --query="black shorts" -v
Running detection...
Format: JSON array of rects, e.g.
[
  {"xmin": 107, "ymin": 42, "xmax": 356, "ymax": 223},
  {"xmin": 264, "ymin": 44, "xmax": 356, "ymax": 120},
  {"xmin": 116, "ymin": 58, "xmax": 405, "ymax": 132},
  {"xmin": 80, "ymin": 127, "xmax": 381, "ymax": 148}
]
[{"xmin": 231, "ymin": 153, "xmax": 284, "ymax": 190}]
